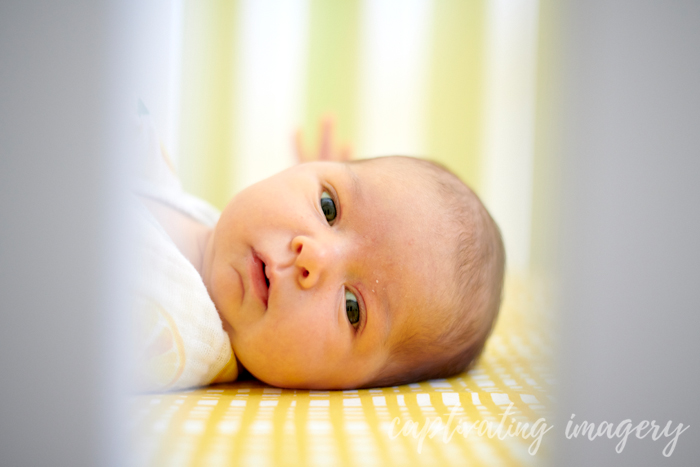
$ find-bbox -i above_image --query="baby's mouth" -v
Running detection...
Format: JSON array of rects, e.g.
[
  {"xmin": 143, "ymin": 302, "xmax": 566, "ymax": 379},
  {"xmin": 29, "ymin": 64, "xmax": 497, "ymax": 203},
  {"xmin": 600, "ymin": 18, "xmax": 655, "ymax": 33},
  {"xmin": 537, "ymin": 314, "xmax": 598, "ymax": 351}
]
[
  {"xmin": 262, "ymin": 262, "xmax": 270, "ymax": 289},
  {"xmin": 250, "ymin": 251, "xmax": 270, "ymax": 308}
]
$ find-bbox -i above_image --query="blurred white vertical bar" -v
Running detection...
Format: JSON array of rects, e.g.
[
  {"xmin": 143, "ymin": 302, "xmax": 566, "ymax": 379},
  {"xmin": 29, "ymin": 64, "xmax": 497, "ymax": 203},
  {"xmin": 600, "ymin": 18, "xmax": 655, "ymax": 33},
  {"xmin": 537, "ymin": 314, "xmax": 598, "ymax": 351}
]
[
  {"xmin": 481, "ymin": 0, "xmax": 540, "ymax": 273},
  {"xmin": 167, "ymin": 0, "xmax": 184, "ymax": 163},
  {"xmin": 234, "ymin": 0, "xmax": 309, "ymax": 190},
  {"xmin": 357, "ymin": 0, "xmax": 433, "ymax": 157},
  {"xmin": 131, "ymin": 0, "xmax": 184, "ymax": 162}
]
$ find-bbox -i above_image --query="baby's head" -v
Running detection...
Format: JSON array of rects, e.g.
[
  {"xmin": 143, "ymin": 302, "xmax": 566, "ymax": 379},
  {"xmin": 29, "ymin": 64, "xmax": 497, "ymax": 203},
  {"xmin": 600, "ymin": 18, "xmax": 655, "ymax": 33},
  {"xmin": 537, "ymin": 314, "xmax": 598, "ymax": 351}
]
[{"xmin": 202, "ymin": 156, "xmax": 505, "ymax": 389}]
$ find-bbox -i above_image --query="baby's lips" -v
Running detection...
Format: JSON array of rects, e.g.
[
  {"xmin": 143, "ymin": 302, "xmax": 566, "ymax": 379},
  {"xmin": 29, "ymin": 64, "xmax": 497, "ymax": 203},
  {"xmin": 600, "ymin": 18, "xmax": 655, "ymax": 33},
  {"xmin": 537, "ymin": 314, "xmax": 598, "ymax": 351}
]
[
  {"xmin": 249, "ymin": 250, "xmax": 269, "ymax": 308},
  {"xmin": 255, "ymin": 250, "xmax": 277, "ymax": 283}
]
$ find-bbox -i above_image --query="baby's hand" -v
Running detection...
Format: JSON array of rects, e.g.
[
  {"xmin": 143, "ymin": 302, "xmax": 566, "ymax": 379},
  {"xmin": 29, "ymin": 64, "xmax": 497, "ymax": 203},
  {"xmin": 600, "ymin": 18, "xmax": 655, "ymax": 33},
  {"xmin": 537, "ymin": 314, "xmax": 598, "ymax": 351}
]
[{"xmin": 294, "ymin": 116, "xmax": 353, "ymax": 163}]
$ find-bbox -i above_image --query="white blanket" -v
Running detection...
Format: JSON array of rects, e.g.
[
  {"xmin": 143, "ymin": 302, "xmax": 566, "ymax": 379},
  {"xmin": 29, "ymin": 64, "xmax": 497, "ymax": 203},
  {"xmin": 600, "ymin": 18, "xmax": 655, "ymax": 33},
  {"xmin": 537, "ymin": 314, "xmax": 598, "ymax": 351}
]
[{"xmin": 130, "ymin": 108, "xmax": 237, "ymax": 392}]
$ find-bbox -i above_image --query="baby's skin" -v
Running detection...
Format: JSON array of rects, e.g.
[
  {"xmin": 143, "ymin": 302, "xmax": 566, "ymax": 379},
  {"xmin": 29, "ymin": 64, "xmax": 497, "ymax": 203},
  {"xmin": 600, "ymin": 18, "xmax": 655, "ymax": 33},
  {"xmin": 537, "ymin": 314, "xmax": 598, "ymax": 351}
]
[{"xmin": 198, "ymin": 157, "xmax": 458, "ymax": 389}]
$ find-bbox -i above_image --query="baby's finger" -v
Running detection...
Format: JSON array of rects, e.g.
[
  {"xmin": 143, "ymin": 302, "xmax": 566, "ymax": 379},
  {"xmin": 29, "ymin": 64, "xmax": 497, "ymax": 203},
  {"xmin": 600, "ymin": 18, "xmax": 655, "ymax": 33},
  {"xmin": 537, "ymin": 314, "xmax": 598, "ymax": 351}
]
[
  {"xmin": 294, "ymin": 129, "xmax": 308, "ymax": 163},
  {"xmin": 340, "ymin": 144, "xmax": 352, "ymax": 162},
  {"xmin": 318, "ymin": 117, "xmax": 334, "ymax": 161}
]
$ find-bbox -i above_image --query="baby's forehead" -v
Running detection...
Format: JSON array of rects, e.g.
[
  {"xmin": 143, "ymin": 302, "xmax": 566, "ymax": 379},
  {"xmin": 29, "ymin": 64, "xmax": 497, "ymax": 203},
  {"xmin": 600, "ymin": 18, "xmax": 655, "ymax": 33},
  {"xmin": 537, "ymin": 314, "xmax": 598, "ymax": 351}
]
[
  {"xmin": 349, "ymin": 159, "xmax": 444, "ymax": 218},
  {"xmin": 347, "ymin": 157, "xmax": 456, "ymax": 251},
  {"xmin": 351, "ymin": 157, "xmax": 442, "ymax": 191},
  {"xmin": 346, "ymin": 164, "xmax": 446, "ymax": 256}
]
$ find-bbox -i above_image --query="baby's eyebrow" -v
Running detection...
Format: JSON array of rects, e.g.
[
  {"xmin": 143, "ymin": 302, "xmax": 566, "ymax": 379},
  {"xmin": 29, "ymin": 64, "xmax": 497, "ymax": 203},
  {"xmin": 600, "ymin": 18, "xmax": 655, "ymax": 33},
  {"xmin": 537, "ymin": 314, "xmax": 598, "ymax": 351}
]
[
  {"xmin": 343, "ymin": 163, "xmax": 361, "ymax": 203},
  {"xmin": 379, "ymin": 301, "xmax": 392, "ymax": 346},
  {"xmin": 379, "ymin": 294, "xmax": 392, "ymax": 346}
]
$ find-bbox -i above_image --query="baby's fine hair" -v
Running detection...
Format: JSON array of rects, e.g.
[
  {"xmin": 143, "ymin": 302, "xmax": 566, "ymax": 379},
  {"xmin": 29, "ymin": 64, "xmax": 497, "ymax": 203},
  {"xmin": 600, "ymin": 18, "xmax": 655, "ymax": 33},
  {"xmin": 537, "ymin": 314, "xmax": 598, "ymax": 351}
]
[{"xmin": 364, "ymin": 156, "xmax": 506, "ymax": 387}]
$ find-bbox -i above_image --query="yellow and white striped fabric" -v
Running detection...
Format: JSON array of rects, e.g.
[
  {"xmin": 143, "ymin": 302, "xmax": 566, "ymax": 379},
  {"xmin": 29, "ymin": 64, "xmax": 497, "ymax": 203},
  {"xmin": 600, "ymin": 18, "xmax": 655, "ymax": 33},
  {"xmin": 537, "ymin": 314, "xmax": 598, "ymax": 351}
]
[
  {"xmin": 130, "ymin": 275, "xmax": 553, "ymax": 466},
  {"xmin": 174, "ymin": 0, "xmax": 545, "ymax": 274}
]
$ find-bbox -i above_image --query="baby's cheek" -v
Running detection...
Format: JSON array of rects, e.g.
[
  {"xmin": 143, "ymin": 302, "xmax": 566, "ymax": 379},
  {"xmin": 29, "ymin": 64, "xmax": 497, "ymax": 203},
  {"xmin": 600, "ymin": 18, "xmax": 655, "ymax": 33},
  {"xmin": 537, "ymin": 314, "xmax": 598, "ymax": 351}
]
[
  {"xmin": 270, "ymin": 315, "xmax": 342, "ymax": 364},
  {"xmin": 209, "ymin": 265, "xmax": 237, "ymax": 316},
  {"xmin": 267, "ymin": 314, "xmax": 323, "ymax": 352}
]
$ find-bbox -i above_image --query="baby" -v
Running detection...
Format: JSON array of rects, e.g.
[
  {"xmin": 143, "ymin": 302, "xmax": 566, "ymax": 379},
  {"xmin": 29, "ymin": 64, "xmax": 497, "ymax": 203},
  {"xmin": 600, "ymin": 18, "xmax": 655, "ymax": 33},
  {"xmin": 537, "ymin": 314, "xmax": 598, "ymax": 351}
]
[{"xmin": 132, "ymin": 113, "xmax": 505, "ymax": 391}]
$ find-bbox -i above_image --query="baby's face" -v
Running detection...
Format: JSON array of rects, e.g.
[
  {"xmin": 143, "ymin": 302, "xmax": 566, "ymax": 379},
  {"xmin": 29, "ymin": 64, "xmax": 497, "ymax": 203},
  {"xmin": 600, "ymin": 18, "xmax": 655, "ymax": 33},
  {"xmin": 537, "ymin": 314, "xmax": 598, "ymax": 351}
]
[{"xmin": 202, "ymin": 158, "xmax": 454, "ymax": 389}]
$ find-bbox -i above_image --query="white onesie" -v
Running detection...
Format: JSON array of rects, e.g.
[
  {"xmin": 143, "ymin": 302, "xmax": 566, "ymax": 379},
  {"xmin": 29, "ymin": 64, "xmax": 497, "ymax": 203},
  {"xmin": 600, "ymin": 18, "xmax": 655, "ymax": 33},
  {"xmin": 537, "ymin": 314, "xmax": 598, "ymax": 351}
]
[{"xmin": 130, "ymin": 108, "xmax": 237, "ymax": 392}]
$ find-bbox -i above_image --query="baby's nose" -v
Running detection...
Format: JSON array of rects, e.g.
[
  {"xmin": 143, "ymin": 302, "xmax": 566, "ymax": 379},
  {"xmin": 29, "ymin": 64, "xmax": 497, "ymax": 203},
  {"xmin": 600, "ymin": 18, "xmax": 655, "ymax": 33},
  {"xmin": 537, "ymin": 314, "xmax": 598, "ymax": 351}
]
[{"xmin": 291, "ymin": 235, "xmax": 338, "ymax": 289}]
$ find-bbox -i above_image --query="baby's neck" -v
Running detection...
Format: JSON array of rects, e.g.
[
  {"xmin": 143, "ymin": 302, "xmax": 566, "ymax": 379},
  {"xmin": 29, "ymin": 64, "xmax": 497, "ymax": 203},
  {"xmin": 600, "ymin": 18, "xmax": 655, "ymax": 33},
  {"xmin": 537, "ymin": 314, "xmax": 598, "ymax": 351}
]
[{"xmin": 140, "ymin": 196, "xmax": 212, "ymax": 277}]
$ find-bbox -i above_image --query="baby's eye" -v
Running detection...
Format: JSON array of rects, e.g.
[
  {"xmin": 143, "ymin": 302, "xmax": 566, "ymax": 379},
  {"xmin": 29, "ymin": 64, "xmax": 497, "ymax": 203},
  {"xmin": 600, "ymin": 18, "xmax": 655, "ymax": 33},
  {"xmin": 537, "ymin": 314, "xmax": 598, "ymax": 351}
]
[
  {"xmin": 345, "ymin": 290, "xmax": 360, "ymax": 327},
  {"xmin": 320, "ymin": 191, "xmax": 337, "ymax": 224}
]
